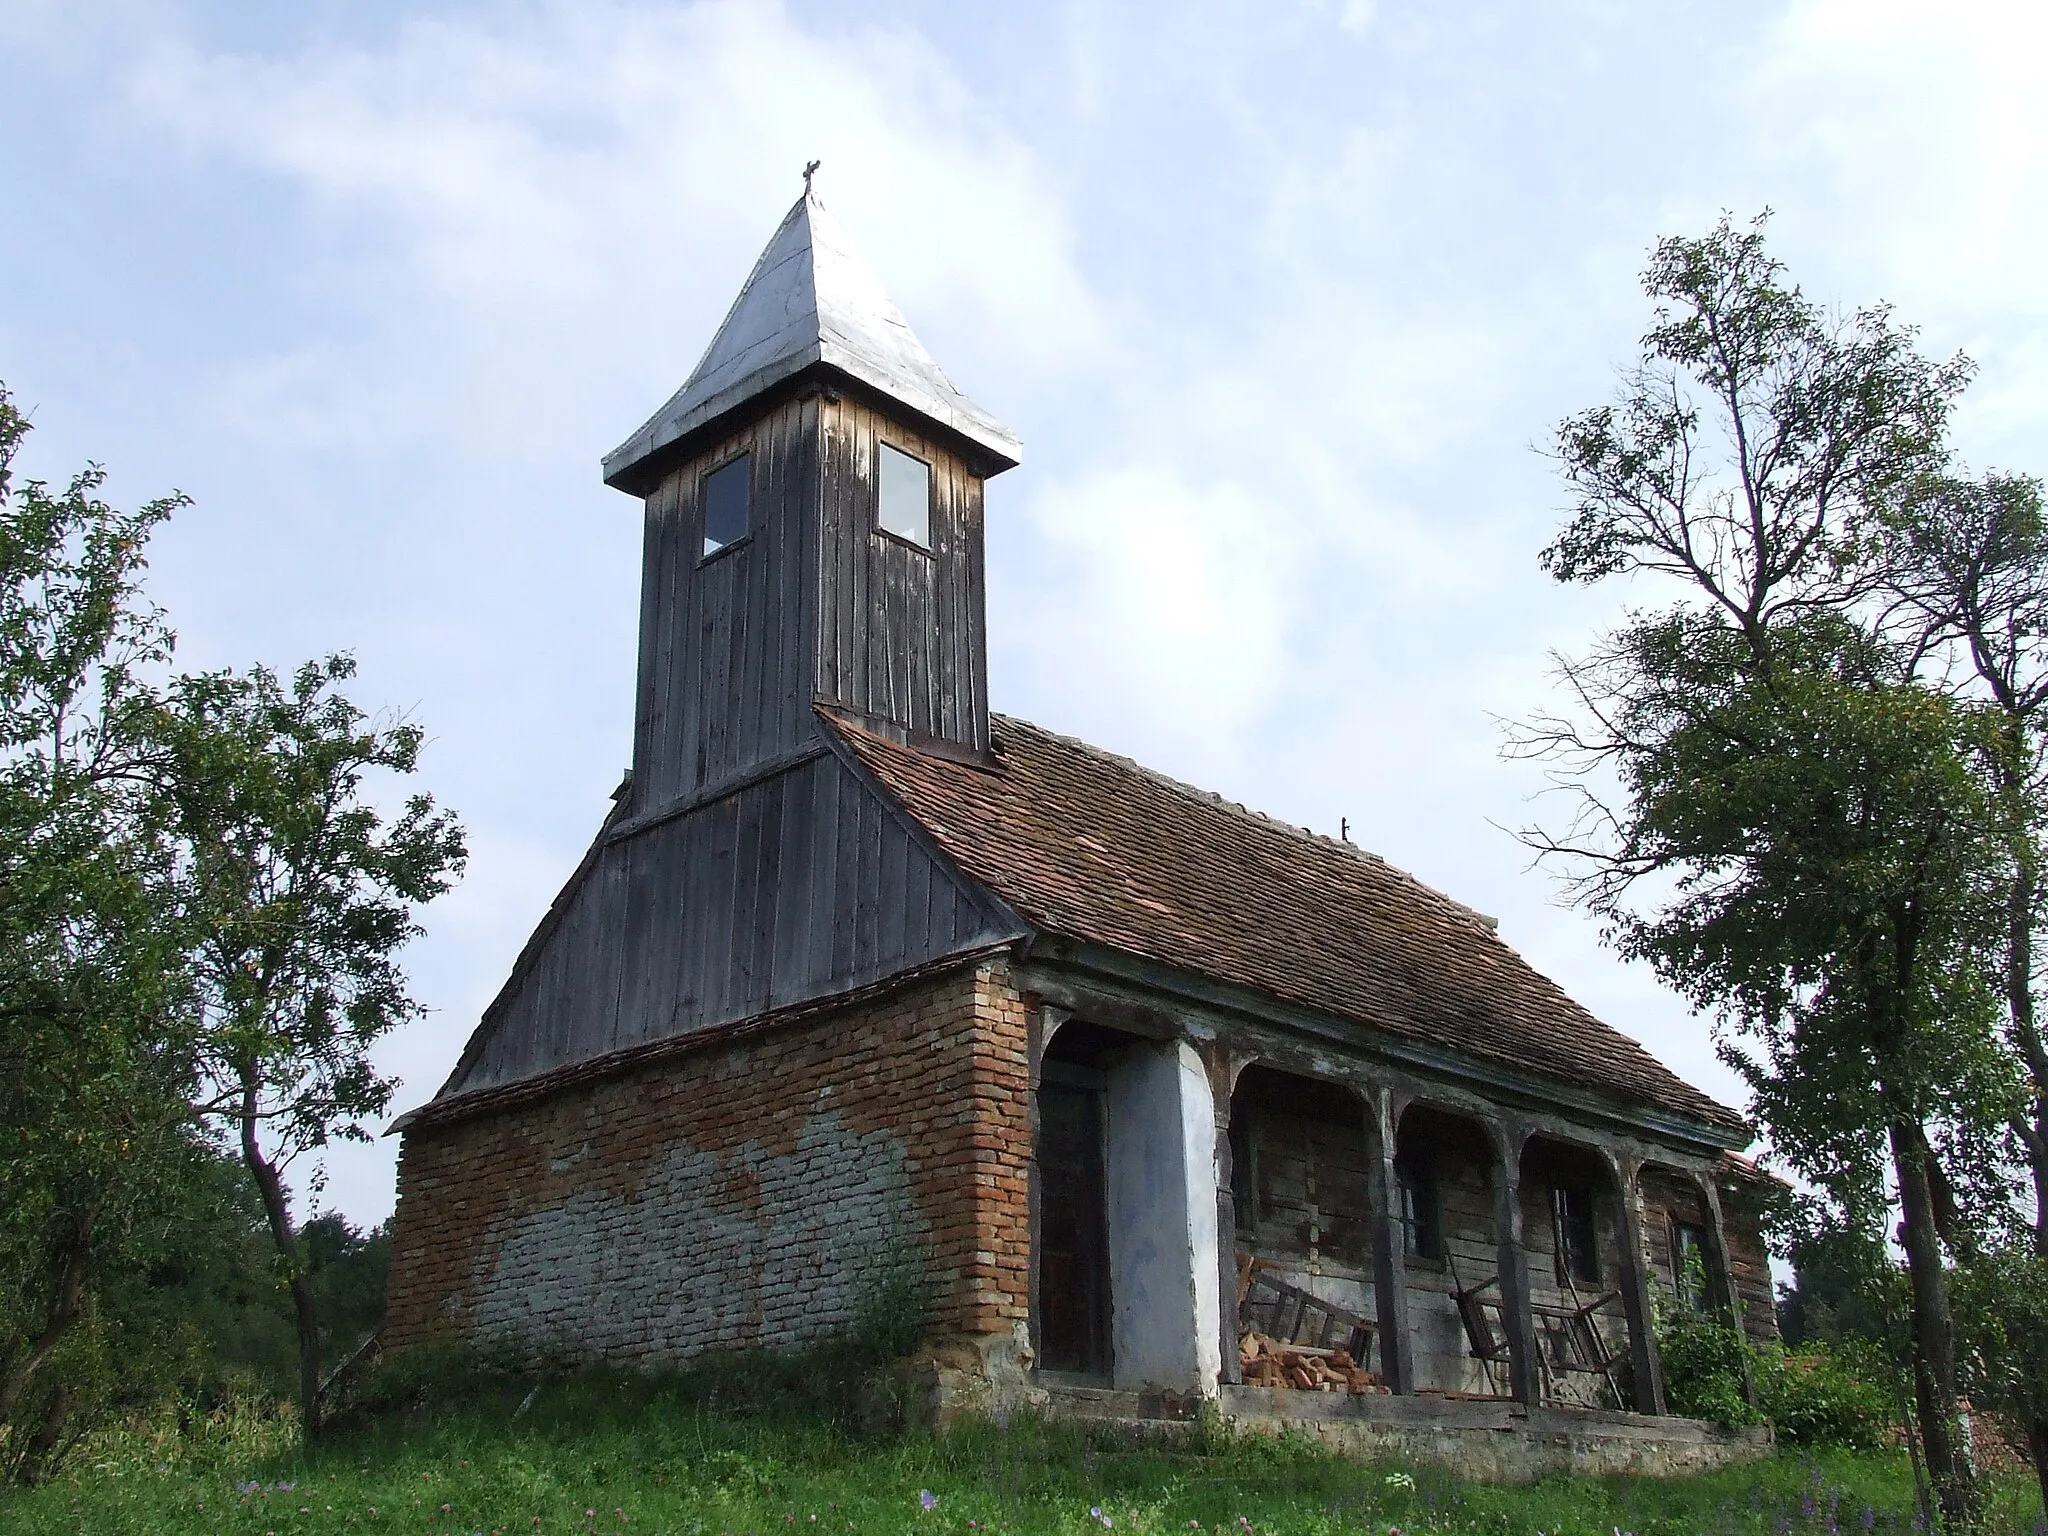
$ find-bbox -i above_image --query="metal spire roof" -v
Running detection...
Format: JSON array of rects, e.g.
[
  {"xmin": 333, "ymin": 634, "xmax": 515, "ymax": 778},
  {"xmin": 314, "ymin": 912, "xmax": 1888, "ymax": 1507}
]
[{"xmin": 604, "ymin": 190, "xmax": 1022, "ymax": 489}]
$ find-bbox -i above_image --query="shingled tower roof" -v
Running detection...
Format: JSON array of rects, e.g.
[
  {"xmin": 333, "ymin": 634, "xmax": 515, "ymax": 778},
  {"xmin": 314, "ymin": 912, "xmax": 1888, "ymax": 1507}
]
[{"xmin": 604, "ymin": 188, "xmax": 1022, "ymax": 491}]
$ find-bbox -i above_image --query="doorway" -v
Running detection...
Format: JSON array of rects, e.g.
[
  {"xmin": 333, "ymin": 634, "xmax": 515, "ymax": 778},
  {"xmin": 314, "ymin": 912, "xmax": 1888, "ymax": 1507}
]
[{"xmin": 1036, "ymin": 1062, "xmax": 1111, "ymax": 1377}]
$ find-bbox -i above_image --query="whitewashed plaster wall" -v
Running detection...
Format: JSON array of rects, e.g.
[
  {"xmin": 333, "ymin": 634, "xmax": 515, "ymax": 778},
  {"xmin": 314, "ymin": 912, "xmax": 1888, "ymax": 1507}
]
[{"xmin": 1105, "ymin": 1040, "xmax": 1221, "ymax": 1394}]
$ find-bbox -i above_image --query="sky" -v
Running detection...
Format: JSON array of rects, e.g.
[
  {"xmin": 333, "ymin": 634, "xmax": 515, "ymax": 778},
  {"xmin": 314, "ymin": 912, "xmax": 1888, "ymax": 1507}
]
[{"xmin": 3, "ymin": 0, "xmax": 2045, "ymax": 1229}]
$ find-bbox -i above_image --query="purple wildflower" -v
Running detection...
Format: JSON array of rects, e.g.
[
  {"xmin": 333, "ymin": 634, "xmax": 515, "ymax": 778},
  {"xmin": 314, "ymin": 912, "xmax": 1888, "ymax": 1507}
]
[{"xmin": 920, "ymin": 1490, "xmax": 938, "ymax": 1512}]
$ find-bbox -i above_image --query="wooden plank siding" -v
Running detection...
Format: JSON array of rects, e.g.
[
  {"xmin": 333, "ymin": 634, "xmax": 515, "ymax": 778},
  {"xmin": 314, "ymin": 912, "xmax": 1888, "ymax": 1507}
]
[
  {"xmin": 1229, "ymin": 1086, "xmax": 1635, "ymax": 1403},
  {"xmin": 1233, "ymin": 1074, "xmax": 1375, "ymax": 1276},
  {"xmin": 444, "ymin": 753, "xmax": 1022, "ymax": 1097},
  {"xmin": 1403, "ymin": 1143, "xmax": 1501, "ymax": 1396},
  {"xmin": 632, "ymin": 396, "xmax": 824, "ymax": 809},
  {"xmin": 440, "ymin": 380, "xmax": 1013, "ymax": 1101},
  {"xmin": 625, "ymin": 387, "xmax": 989, "ymax": 852},
  {"xmin": 817, "ymin": 396, "xmax": 991, "ymax": 754},
  {"xmin": 1640, "ymin": 1170, "xmax": 1778, "ymax": 1345}
]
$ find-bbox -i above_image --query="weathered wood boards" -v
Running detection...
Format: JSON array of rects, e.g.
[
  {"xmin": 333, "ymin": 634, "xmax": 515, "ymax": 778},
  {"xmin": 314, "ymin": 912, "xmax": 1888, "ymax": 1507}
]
[
  {"xmin": 443, "ymin": 751, "xmax": 1020, "ymax": 1096},
  {"xmin": 442, "ymin": 376, "xmax": 1013, "ymax": 1101}
]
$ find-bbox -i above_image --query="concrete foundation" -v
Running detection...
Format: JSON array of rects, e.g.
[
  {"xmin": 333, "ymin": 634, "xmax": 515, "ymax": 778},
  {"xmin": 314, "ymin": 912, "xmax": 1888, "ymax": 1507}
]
[
  {"xmin": 1222, "ymin": 1388, "xmax": 1772, "ymax": 1481},
  {"xmin": 957, "ymin": 1379, "xmax": 1772, "ymax": 1483}
]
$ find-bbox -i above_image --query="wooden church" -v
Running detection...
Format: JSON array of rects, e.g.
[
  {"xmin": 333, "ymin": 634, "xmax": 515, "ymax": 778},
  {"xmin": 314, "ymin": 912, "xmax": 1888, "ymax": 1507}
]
[{"xmin": 382, "ymin": 186, "xmax": 1777, "ymax": 1475}]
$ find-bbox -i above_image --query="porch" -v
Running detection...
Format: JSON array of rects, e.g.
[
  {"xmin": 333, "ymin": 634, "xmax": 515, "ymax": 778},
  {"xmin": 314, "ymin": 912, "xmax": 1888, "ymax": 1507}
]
[{"xmin": 1018, "ymin": 993, "xmax": 1770, "ymax": 1473}]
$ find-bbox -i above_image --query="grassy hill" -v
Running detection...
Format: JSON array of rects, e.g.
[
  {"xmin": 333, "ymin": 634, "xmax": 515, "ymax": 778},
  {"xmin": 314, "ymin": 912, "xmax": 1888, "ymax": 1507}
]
[{"xmin": 3, "ymin": 1361, "xmax": 2042, "ymax": 1535}]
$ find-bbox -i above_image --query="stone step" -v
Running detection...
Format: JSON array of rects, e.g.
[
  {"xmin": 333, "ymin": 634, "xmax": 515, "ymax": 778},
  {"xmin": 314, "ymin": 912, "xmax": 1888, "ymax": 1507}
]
[{"xmin": 1039, "ymin": 1381, "xmax": 1200, "ymax": 1424}]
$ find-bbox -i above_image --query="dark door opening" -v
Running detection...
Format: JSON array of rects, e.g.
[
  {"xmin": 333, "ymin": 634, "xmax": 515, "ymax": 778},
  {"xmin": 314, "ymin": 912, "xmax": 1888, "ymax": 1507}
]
[{"xmin": 1036, "ymin": 1074, "xmax": 1110, "ymax": 1377}]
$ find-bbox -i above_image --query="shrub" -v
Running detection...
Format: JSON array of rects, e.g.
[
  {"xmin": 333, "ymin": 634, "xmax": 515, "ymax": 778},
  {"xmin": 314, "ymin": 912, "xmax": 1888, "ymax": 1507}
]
[
  {"xmin": 1759, "ymin": 1341, "xmax": 1893, "ymax": 1450},
  {"xmin": 1954, "ymin": 1245, "xmax": 2048, "ymax": 1433},
  {"xmin": 849, "ymin": 1266, "xmax": 929, "ymax": 1364},
  {"xmin": 1658, "ymin": 1309, "xmax": 1762, "ymax": 1427},
  {"xmin": 1657, "ymin": 1308, "xmax": 1892, "ymax": 1448}
]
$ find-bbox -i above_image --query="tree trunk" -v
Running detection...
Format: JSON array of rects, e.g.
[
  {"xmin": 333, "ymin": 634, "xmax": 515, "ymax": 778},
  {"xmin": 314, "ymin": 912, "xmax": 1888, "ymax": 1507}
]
[
  {"xmin": 1891, "ymin": 1116, "xmax": 1977, "ymax": 1531},
  {"xmin": 17, "ymin": 1382, "xmax": 73, "ymax": 1485},
  {"xmin": 238, "ymin": 1079, "xmax": 322, "ymax": 1435},
  {"xmin": 2028, "ymin": 1419, "xmax": 2048, "ymax": 1525},
  {"xmin": 0, "ymin": 1215, "xmax": 94, "ymax": 1427},
  {"xmin": 2004, "ymin": 851, "xmax": 2048, "ymax": 1247}
]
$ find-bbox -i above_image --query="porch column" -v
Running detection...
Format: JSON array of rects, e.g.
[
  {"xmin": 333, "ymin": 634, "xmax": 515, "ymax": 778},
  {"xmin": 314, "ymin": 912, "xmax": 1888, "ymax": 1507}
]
[
  {"xmin": 1104, "ymin": 1039, "xmax": 1222, "ymax": 1394},
  {"xmin": 1605, "ymin": 1149, "xmax": 1665, "ymax": 1415},
  {"xmin": 1204, "ymin": 1045, "xmax": 1252, "ymax": 1386},
  {"xmin": 1692, "ymin": 1168, "xmax": 1757, "ymax": 1405},
  {"xmin": 1487, "ymin": 1119, "xmax": 1539, "ymax": 1405},
  {"xmin": 1362, "ymin": 1082, "xmax": 1414, "ymax": 1394},
  {"xmin": 1024, "ymin": 1003, "xmax": 1068, "ymax": 1371},
  {"xmin": 1693, "ymin": 1170, "xmax": 1743, "ymax": 1321}
]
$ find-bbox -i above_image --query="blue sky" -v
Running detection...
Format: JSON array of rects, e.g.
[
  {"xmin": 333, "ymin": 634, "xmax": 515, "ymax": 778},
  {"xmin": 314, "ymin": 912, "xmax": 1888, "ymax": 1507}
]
[{"xmin": 4, "ymin": 0, "xmax": 2044, "ymax": 1226}]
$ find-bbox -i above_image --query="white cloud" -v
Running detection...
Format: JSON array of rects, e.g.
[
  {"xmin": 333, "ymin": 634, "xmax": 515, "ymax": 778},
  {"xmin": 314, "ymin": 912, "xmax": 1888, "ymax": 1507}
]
[
  {"xmin": 1751, "ymin": 0, "xmax": 2048, "ymax": 457},
  {"xmin": 1338, "ymin": 1, "xmax": 1378, "ymax": 36},
  {"xmin": 1012, "ymin": 465, "xmax": 1296, "ymax": 749},
  {"xmin": 15, "ymin": 0, "xmax": 2048, "ymax": 1230},
  {"xmin": 126, "ymin": 0, "xmax": 1107, "ymax": 454}
]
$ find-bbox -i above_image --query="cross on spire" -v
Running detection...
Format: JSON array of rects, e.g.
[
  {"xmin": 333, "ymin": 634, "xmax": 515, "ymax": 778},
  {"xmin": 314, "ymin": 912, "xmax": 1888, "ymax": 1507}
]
[{"xmin": 803, "ymin": 159, "xmax": 821, "ymax": 195}]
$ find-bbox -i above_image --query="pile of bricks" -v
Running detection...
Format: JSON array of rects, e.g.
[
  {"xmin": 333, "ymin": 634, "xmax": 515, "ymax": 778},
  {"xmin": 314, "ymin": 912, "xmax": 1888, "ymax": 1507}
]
[{"xmin": 1238, "ymin": 1332, "xmax": 1381, "ymax": 1393}]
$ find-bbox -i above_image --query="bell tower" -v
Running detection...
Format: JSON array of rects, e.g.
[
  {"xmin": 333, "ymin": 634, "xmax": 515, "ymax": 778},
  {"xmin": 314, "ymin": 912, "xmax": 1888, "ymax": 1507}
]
[{"xmin": 603, "ymin": 187, "xmax": 1022, "ymax": 817}]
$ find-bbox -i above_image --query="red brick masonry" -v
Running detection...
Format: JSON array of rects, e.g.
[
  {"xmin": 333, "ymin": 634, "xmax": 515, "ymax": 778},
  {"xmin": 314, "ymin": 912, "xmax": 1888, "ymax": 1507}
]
[{"xmin": 384, "ymin": 960, "xmax": 1032, "ymax": 1365}]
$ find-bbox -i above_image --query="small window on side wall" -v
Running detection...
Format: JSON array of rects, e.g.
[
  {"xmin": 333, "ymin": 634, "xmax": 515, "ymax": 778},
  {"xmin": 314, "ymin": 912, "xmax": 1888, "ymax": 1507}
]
[
  {"xmin": 877, "ymin": 442, "xmax": 931, "ymax": 548},
  {"xmin": 1552, "ymin": 1183, "xmax": 1600, "ymax": 1285},
  {"xmin": 1672, "ymin": 1220, "xmax": 1708, "ymax": 1311},
  {"xmin": 702, "ymin": 453, "xmax": 751, "ymax": 560},
  {"xmin": 1398, "ymin": 1160, "xmax": 1443, "ymax": 1261}
]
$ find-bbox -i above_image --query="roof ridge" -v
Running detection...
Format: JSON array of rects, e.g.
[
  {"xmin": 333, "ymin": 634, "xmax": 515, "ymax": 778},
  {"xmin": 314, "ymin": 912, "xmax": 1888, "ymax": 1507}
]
[{"xmin": 989, "ymin": 712, "xmax": 1505, "ymax": 938}]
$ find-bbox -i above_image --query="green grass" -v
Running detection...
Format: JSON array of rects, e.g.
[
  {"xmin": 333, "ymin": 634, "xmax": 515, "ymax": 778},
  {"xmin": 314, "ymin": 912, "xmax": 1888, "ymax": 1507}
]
[{"xmin": 4, "ymin": 1366, "xmax": 2044, "ymax": 1536}]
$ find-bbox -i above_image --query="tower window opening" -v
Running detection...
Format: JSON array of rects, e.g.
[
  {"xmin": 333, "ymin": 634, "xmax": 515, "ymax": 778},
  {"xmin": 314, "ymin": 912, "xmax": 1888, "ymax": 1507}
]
[
  {"xmin": 878, "ymin": 442, "xmax": 932, "ymax": 548},
  {"xmin": 702, "ymin": 453, "xmax": 752, "ymax": 560}
]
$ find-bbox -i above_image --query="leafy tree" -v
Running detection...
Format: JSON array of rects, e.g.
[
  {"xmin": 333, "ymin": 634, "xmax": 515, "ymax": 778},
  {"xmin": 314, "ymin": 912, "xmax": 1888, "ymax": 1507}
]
[
  {"xmin": 1779, "ymin": 1215, "xmax": 1912, "ymax": 1354},
  {"xmin": 0, "ymin": 383, "xmax": 200, "ymax": 1470},
  {"xmin": 299, "ymin": 1213, "xmax": 392, "ymax": 1371},
  {"xmin": 1883, "ymin": 471, "xmax": 2048, "ymax": 1227},
  {"xmin": 0, "ymin": 381, "xmax": 463, "ymax": 1469},
  {"xmin": 1954, "ymin": 1246, "xmax": 2048, "ymax": 1511},
  {"xmin": 163, "ymin": 656, "xmax": 464, "ymax": 1432},
  {"xmin": 10, "ymin": 1144, "xmax": 270, "ymax": 1481},
  {"xmin": 1885, "ymin": 470, "xmax": 2048, "ymax": 1512},
  {"xmin": 1516, "ymin": 214, "xmax": 2016, "ymax": 1529}
]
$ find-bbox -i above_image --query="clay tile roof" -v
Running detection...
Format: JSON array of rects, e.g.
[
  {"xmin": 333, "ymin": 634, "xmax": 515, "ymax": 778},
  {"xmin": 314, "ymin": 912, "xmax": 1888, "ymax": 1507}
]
[{"xmin": 829, "ymin": 711, "xmax": 1746, "ymax": 1137}]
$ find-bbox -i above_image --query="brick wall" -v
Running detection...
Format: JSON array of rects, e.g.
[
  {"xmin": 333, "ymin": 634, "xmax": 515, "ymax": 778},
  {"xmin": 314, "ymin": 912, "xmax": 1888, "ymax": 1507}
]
[{"xmin": 383, "ymin": 959, "xmax": 1032, "ymax": 1367}]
